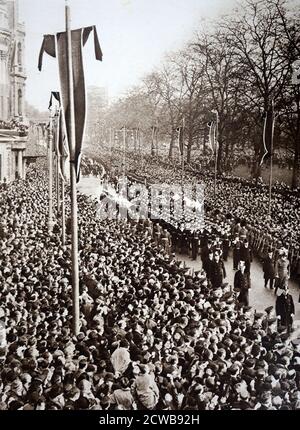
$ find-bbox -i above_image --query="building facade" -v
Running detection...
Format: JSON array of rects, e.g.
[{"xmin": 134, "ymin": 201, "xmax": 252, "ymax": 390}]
[{"xmin": 0, "ymin": 0, "xmax": 27, "ymax": 182}]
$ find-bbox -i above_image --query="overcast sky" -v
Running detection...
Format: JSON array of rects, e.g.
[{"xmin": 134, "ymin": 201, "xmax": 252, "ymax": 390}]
[{"xmin": 19, "ymin": 0, "xmax": 237, "ymax": 111}]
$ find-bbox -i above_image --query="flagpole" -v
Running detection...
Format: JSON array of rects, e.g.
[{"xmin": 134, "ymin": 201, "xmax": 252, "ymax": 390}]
[
  {"xmin": 58, "ymin": 107, "xmax": 66, "ymax": 246},
  {"xmin": 55, "ymin": 111, "xmax": 60, "ymax": 215},
  {"xmin": 61, "ymin": 176, "xmax": 66, "ymax": 246},
  {"xmin": 48, "ymin": 118, "xmax": 54, "ymax": 233},
  {"xmin": 268, "ymin": 101, "xmax": 274, "ymax": 218},
  {"xmin": 123, "ymin": 126, "xmax": 126, "ymax": 177},
  {"xmin": 151, "ymin": 126, "xmax": 155, "ymax": 157},
  {"xmin": 66, "ymin": 1, "xmax": 80, "ymax": 335},
  {"xmin": 181, "ymin": 119, "xmax": 185, "ymax": 226},
  {"xmin": 181, "ymin": 119, "xmax": 185, "ymax": 185},
  {"xmin": 109, "ymin": 127, "xmax": 112, "ymax": 169},
  {"xmin": 213, "ymin": 111, "xmax": 219, "ymax": 198},
  {"xmin": 268, "ymin": 151, "xmax": 273, "ymax": 218}
]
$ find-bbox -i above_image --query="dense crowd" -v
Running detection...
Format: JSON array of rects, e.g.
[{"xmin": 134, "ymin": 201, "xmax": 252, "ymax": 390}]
[
  {"xmin": 0, "ymin": 161, "xmax": 299, "ymax": 410},
  {"xmin": 88, "ymin": 151, "xmax": 300, "ymax": 277}
]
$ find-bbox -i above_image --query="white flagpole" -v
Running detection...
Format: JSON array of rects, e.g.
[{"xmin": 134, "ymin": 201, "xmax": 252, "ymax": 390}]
[
  {"xmin": 268, "ymin": 100, "xmax": 275, "ymax": 218},
  {"xmin": 123, "ymin": 126, "xmax": 126, "ymax": 177},
  {"xmin": 181, "ymin": 119, "xmax": 185, "ymax": 185},
  {"xmin": 212, "ymin": 110, "xmax": 219, "ymax": 198},
  {"xmin": 55, "ymin": 110, "xmax": 60, "ymax": 215},
  {"xmin": 109, "ymin": 127, "xmax": 112, "ymax": 168},
  {"xmin": 61, "ymin": 176, "xmax": 66, "ymax": 246},
  {"xmin": 48, "ymin": 118, "xmax": 54, "ymax": 233},
  {"xmin": 66, "ymin": 1, "xmax": 80, "ymax": 335}
]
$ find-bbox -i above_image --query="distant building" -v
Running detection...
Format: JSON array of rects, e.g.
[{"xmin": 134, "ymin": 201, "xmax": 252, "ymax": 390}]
[{"xmin": 0, "ymin": 0, "xmax": 27, "ymax": 182}]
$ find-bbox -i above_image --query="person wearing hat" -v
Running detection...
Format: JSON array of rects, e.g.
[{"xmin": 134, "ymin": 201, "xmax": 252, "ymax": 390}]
[
  {"xmin": 110, "ymin": 339, "xmax": 131, "ymax": 379},
  {"xmin": 133, "ymin": 364, "xmax": 159, "ymax": 410},
  {"xmin": 262, "ymin": 249, "xmax": 276, "ymax": 289},
  {"xmin": 222, "ymin": 234, "xmax": 230, "ymax": 262},
  {"xmin": 109, "ymin": 377, "xmax": 136, "ymax": 410},
  {"xmin": 201, "ymin": 240, "xmax": 213, "ymax": 273},
  {"xmin": 234, "ymin": 261, "xmax": 251, "ymax": 307},
  {"xmin": 239, "ymin": 240, "xmax": 252, "ymax": 275},
  {"xmin": 191, "ymin": 231, "xmax": 200, "ymax": 261},
  {"xmin": 275, "ymin": 252, "xmax": 290, "ymax": 293},
  {"xmin": 210, "ymin": 252, "xmax": 226, "ymax": 290},
  {"xmin": 232, "ymin": 236, "xmax": 241, "ymax": 271},
  {"xmin": 275, "ymin": 288, "xmax": 295, "ymax": 334}
]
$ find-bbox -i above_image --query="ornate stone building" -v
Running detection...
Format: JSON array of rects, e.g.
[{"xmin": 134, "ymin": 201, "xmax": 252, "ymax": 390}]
[{"xmin": 0, "ymin": 0, "xmax": 27, "ymax": 182}]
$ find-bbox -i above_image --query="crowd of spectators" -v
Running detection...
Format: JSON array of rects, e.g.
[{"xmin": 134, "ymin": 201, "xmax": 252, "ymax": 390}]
[
  {"xmin": 87, "ymin": 151, "xmax": 300, "ymax": 277},
  {"xmin": 0, "ymin": 161, "xmax": 300, "ymax": 410},
  {"xmin": 0, "ymin": 119, "xmax": 28, "ymax": 137}
]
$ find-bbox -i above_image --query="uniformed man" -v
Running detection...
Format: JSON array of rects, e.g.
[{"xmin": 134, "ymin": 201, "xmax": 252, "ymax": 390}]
[
  {"xmin": 239, "ymin": 239, "xmax": 253, "ymax": 275},
  {"xmin": 262, "ymin": 249, "xmax": 276, "ymax": 289},
  {"xmin": 275, "ymin": 288, "xmax": 295, "ymax": 334},
  {"xmin": 210, "ymin": 252, "xmax": 226, "ymax": 290},
  {"xmin": 191, "ymin": 231, "xmax": 200, "ymax": 261},
  {"xmin": 234, "ymin": 261, "xmax": 251, "ymax": 307}
]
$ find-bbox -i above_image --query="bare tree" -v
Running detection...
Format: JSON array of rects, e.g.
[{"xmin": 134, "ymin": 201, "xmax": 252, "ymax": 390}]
[
  {"xmin": 272, "ymin": 0, "xmax": 300, "ymax": 187},
  {"xmin": 192, "ymin": 29, "xmax": 249, "ymax": 172},
  {"xmin": 145, "ymin": 57, "xmax": 186, "ymax": 159},
  {"xmin": 223, "ymin": 0, "xmax": 291, "ymax": 178},
  {"xmin": 171, "ymin": 47, "xmax": 208, "ymax": 163}
]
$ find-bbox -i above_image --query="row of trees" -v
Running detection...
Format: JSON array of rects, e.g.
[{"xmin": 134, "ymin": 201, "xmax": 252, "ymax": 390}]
[{"xmin": 88, "ymin": 0, "xmax": 300, "ymax": 188}]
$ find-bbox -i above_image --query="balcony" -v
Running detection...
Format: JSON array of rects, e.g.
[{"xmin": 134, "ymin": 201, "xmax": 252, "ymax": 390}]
[{"xmin": 0, "ymin": 120, "xmax": 29, "ymax": 138}]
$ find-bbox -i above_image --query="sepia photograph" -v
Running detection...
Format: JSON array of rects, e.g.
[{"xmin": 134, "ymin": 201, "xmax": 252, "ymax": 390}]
[{"xmin": 0, "ymin": 0, "xmax": 300, "ymax": 417}]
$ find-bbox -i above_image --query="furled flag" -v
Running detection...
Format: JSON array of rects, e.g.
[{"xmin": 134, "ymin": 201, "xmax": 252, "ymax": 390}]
[
  {"xmin": 49, "ymin": 92, "xmax": 69, "ymax": 181},
  {"xmin": 260, "ymin": 100, "xmax": 275, "ymax": 166},
  {"xmin": 207, "ymin": 121, "xmax": 217, "ymax": 154},
  {"xmin": 177, "ymin": 126, "xmax": 184, "ymax": 156},
  {"xmin": 56, "ymin": 112, "xmax": 69, "ymax": 182},
  {"xmin": 38, "ymin": 26, "xmax": 103, "ymax": 182}
]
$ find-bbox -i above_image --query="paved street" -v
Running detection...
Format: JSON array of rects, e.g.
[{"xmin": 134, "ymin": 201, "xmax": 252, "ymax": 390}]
[
  {"xmin": 78, "ymin": 176, "xmax": 103, "ymax": 199},
  {"xmin": 78, "ymin": 175, "xmax": 300, "ymax": 326},
  {"xmin": 177, "ymin": 251, "xmax": 300, "ymax": 322}
]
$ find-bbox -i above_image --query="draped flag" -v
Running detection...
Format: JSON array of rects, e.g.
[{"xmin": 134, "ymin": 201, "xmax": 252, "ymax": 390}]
[
  {"xmin": 49, "ymin": 92, "xmax": 69, "ymax": 181},
  {"xmin": 56, "ymin": 111, "xmax": 69, "ymax": 182},
  {"xmin": 260, "ymin": 101, "xmax": 275, "ymax": 166},
  {"xmin": 207, "ymin": 121, "xmax": 218, "ymax": 154},
  {"xmin": 49, "ymin": 91, "xmax": 61, "ymax": 110},
  {"xmin": 38, "ymin": 26, "xmax": 103, "ymax": 182},
  {"xmin": 177, "ymin": 126, "xmax": 184, "ymax": 156}
]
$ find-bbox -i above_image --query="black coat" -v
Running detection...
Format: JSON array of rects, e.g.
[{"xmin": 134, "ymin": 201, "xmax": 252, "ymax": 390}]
[
  {"xmin": 262, "ymin": 257, "xmax": 276, "ymax": 279},
  {"xmin": 201, "ymin": 246, "xmax": 213, "ymax": 271},
  {"xmin": 210, "ymin": 260, "xmax": 226, "ymax": 289},
  {"xmin": 205, "ymin": 258, "xmax": 214, "ymax": 281},
  {"xmin": 234, "ymin": 270, "xmax": 251, "ymax": 306},
  {"xmin": 276, "ymin": 294, "xmax": 295, "ymax": 326},
  {"xmin": 239, "ymin": 246, "xmax": 253, "ymax": 264}
]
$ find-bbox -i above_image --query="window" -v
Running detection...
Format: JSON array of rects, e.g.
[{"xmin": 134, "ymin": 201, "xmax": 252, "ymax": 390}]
[
  {"xmin": 17, "ymin": 42, "xmax": 22, "ymax": 65},
  {"xmin": 18, "ymin": 89, "xmax": 22, "ymax": 117}
]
